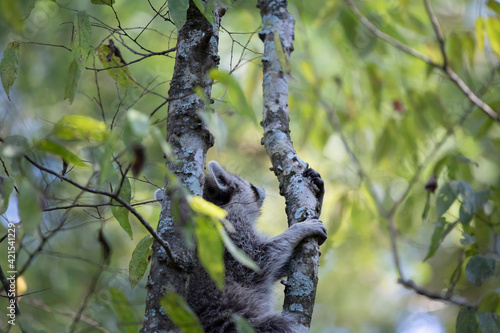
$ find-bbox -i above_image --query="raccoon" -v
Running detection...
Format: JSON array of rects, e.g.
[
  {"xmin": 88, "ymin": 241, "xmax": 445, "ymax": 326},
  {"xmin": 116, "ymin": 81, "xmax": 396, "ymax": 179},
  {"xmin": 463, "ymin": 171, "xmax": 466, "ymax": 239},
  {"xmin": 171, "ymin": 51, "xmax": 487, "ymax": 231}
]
[{"xmin": 185, "ymin": 161, "xmax": 327, "ymax": 332}]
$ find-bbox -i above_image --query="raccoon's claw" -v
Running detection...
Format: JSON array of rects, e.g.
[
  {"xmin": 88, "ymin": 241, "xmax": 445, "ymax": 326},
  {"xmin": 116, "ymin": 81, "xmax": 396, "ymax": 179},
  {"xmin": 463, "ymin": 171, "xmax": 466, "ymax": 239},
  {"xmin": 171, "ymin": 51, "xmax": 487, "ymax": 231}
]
[
  {"xmin": 304, "ymin": 168, "xmax": 324, "ymax": 207},
  {"xmin": 302, "ymin": 218, "xmax": 328, "ymax": 245}
]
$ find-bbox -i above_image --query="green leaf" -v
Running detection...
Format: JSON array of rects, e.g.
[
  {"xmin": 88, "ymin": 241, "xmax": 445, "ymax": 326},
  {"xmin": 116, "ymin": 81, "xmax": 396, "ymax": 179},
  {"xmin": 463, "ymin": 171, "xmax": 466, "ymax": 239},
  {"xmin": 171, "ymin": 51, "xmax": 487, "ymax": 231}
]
[
  {"xmin": 485, "ymin": 18, "xmax": 500, "ymax": 58},
  {"xmin": 459, "ymin": 188, "xmax": 490, "ymax": 226},
  {"xmin": 217, "ymin": 224, "xmax": 258, "ymax": 271},
  {"xmin": 192, "ymin": 0, "xmax": 216, "ymax": 25},
  {"xmin": 169, "ymin": 0, "xmax": 189, "ymax": 29},
  {"xmin": 98, "ymin": 136, "xmax": 115, "ymax": 185},
  {"xmin": 478, "ymin": 312, "xmax": 500, "ymax": 333},
  {"xmin": 432, "ymin": 154, "xmax": 450, "ymax": 176},
  {"xmin": 72, "ymin": 11, "xmax": 92, "ymax": 70},
  {"xmin": 129, "ymin": 235, "xmax": 154, "ymax": 289},
  {"xmin": 274, "ymin": 30, "xmax": 291, "ymax": 75},
  {"xmin": 460, "ymin": 232, "xmax": 477, "ymax": 245},
  {"xmin": 446, "ymin": 33, "xmax": 463, "ymax": 70},
  {"xmin": 161, "ymin": 293, "xmax": 204, "ymax": 333},
  {"xmin": 465, "ymin": 254, "xmax": 495, "ymax": 286},
  {"xmin": 91, "ymin": 0, "xmax": 115, "ymax": 4},
  {"xmin": 18, "ymin": 182, "xmax": 42, "ymax": 234},
  {"xmin": 0, "ymin": 1, "xmax": 32, "ymax": 31},
  {"xmin": 457, "ymin": 181, "xmax": 474, "ymax": 214},
  {"xmin": 109, "ymin": 288, "xmax": 137, "ymax": 333},
  {"xmin": 479, "ymin": 292, "xmax": 500, "ymax": 313},
  {"xmin": 462, "ymin": 32, "xmax": 475, "ymax": 67},
  {"xmin": 97, "ymin": 44, "xmax": 137, "ymax": 88},
  {"xmin": 209, "ymin": 68, "xmax": 256, "ymax": 123},
  {"xmin": 424, "ymin": 219, "xmax": 458, "ymax": 261},
  {"xmin": 35, "ymin": 139, "xmax": 86, "ymax": 167},
  {"xmin": 459, "ymin": 203, "xmax": 473, "ymax": 226},
  {"xmin": 0, "ymin": 42, "xmax": 20, "ymax": 100},
  {"xmin": 456, "ymin": 307, "xmax": 478, "ymax": 333},
  {"xmin": 127, "ymin": 109, "xmax": 149, "ymax": 138},
  {"xmin": 473, "ymin": 190, "xmax": 490, "ymax": 212},
  {"xmin": 374, "ymin": 119, "xmax": 397, "ymax": 163},
  {"xmin": 64, "ymin": 60, "xmax": 83, "ymax": 104},
  {"xmin": 111, "ymin": 177, "xmax": 133, "ymax": 239},
  {"xmin": 232, "ymin": 314, "xmax": 256, "ymax": 333},
  {"xmin": 54, "ymin": 115, "xmax": 108, "ymax": 141},
  {"xmin": 436, "ymin": 181, "xmax": 458, "ymax": 217},
  {"xmin": 488, "ymin": 0, "xmax": 500, "ymax": 16},
  {"xmin": 366, "ymin": 64, "xmax": 383, "ymax": 111},
  {"xmin": 0, "ymin": 177, "xmax": 14, "ymax": 215},
  {"xmin": 196, "ymin": 216, "xmax": 224, "ymax": 289}
]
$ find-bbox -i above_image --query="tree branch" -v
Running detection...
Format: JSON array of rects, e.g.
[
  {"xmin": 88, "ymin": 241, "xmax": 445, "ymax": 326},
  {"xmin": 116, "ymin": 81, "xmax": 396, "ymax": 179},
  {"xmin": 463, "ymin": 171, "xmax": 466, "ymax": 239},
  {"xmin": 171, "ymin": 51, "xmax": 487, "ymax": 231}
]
[
  {"xmin": 423, "ymin": 0, "xmax": 447, "ymax": 68},
  {"xmin": 142, "ymin": 2, "xmax": 223, "ymax": 331},
  {"xmin": 258, "ymin": 0, "xmax": 323, "ymax": 329}
]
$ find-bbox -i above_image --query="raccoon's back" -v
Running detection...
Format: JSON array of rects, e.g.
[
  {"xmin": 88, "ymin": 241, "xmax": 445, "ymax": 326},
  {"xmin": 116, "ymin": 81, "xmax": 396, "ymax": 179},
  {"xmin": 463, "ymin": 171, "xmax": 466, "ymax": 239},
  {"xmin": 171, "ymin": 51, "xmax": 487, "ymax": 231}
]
[{"xmin": 194, "ymin": 282, "xmax": 297, "ymax": 333}]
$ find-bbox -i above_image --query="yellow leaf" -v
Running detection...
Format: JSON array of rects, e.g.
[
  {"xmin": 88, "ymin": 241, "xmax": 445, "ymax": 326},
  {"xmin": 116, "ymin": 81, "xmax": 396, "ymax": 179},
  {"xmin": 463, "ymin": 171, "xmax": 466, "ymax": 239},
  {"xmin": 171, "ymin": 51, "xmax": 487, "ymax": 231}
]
[
  {"xmin": 196, "ymin": 216, "xmax": 225, "ymax": 289},
  {"xmin": 485, "ymin": 17, "xmax": 500, "ymax": 58},
  {"xmin": 54, "ymin": 115, "xmax": 108, "ymax": 141},
  {"xmin": 17, "ymin": 277, "xmax": 27, "ymax": 295},
  {"xmin": 35, "ymin": 139, "xmax": 86, "ymax": 166},
  {"xmin": 274, "ymin": 30, "xmax": 291, "ymax": 75},
  {"xmin": 476, "ymin": 17, "xmax": 485, "ymax": 51},
  {"xmin": 97, "ymin": 44, "xmax": 137, "ymax": 88},
  {"xmin": 189, "ymin": 196, "xmax": 227, "ymax": 220}
]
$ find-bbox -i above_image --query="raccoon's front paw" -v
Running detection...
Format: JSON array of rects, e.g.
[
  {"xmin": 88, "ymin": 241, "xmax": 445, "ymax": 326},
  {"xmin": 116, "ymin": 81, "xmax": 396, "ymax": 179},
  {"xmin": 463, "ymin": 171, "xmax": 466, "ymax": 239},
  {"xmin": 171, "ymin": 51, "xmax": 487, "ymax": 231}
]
[
  {"xmin": 301, "ymin": 219, "xmax": 328, "ymax": 245},
  {"xmin": 304, "ymin": 168, "xmax": 324, "ymax": 207}
]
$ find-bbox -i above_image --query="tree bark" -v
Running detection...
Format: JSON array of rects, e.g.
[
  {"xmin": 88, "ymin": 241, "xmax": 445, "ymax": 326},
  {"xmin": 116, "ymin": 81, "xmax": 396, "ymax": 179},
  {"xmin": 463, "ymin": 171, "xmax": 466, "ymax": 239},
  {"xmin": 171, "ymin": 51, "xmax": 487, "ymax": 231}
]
[
  {"xmin": 258, "ymin": 0, "xmax": 323, "ymax": 330},
  {"xmin": 142, "ymin": 2, "xmax": 222, "ymax": 331}
]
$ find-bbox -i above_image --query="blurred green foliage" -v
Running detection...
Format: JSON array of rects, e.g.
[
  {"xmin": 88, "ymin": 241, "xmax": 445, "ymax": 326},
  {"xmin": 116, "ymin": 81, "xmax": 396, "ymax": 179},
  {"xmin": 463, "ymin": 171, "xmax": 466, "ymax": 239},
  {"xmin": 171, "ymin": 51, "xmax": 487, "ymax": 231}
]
[{"xmin": 0, "ymin": 0, "xmax": 499, "ymax": 332}]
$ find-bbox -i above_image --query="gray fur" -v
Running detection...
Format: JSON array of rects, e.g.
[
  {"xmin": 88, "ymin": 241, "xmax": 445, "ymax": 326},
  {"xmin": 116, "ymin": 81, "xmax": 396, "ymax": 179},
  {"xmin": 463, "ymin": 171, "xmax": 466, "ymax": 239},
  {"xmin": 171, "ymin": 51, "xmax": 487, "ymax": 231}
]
[{"xmin": 186, "ymin": 161, "xmax": 327, "ymax": 332}]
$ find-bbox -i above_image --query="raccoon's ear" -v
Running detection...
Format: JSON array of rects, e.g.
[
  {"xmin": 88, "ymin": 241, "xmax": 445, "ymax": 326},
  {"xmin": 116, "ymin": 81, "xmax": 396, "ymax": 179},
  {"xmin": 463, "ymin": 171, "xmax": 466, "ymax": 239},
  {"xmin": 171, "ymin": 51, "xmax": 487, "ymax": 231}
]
[
  {"xmin": 204, "ymin": 161, "xmax": 232, "ymax": 206},
  {"xmin": 207, "ymin": 160, "xmax": 229, "ymax": 189}
]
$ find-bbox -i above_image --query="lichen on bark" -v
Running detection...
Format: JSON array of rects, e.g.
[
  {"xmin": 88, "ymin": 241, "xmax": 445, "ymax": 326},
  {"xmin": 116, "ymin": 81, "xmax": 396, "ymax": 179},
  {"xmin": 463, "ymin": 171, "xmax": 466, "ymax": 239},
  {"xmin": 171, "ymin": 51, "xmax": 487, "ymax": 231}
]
[
  {"xmin": 258, "ymin": 0, "xmax": 324, "ymax": 329},
  {"xmin": 142, "ymin": 2, "xmax": 223, "ymax": 331}
]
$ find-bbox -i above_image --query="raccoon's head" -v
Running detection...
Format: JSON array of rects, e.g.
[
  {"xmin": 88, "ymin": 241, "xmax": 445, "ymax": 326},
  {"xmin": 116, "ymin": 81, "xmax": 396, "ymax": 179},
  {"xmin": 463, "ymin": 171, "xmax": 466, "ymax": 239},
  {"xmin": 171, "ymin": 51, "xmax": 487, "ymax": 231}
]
[{"xmin": 203, "ymin": 161, "xmax": 265, "ymax": 220}]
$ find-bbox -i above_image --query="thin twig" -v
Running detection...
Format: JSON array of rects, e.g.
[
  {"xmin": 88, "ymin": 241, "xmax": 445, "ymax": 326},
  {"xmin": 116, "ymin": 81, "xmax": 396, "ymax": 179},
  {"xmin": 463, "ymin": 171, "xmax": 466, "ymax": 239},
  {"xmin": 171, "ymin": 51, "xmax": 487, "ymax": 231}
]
[
  {"xmin": 344, "ymin": 0, "xmax": 500, "ymax": 122},
  {"xmin": 69, "ymin": 227, "xmax": 107, "ymax": 332},
  {"xmin": 43, "ymin": 199, "xmax": 158, "ymax": 212},
  {"xmin": 23, "ymin": 155, "xmax": 177, "ymax": 265},
  {"xmin": 423, "ymin": 0, "xmax": 447, "ymax": 68},
  {"xmin": 398, "ymin": 279, "xmax": 477, "ymax": 308},
  {"xmin": 20, "ymin": 41, "xmax": 72, "ymax": 52},
  {"xmin": 343, "ymin": 0, "xmax": 436, "ymax": 66},
  {"xmin": 86, "ymin": 47, "xmax": 177, "ymax": 72},
  {"xmin": 26, "ymin": 299, "xmax": 111, "ymax": 333}
]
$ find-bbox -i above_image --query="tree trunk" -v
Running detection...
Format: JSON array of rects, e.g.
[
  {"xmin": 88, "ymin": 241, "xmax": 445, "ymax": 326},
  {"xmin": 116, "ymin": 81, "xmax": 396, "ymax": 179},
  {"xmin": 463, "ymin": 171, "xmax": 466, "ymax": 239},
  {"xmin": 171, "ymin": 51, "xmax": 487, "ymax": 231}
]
[
  {"xmin": 258, "ymin": 0, "xmax": 323, "ymax": 330},
  {"xmin": 142, "ymin": 2, "xmax": 222, "ymax": 331}
]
